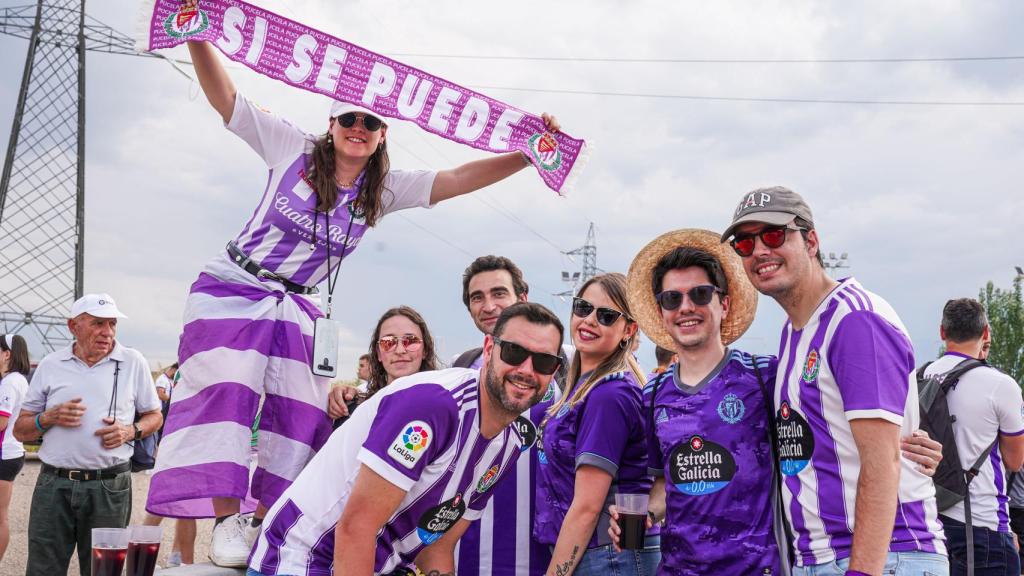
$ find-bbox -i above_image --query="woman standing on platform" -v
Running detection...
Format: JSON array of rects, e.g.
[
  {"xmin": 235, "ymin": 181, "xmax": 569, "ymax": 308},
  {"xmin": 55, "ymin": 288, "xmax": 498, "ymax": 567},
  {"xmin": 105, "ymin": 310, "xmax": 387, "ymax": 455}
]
[{"xmin": 147, "ymin": 40, "xmax": 559, "ymax": 568}]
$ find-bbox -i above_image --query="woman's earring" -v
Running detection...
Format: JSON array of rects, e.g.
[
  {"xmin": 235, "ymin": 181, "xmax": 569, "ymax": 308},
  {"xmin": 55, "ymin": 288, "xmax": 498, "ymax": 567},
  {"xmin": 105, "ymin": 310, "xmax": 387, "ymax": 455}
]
[
  {"xmin": 619, "ymin": 339, "xmax": 629, "ymax": 350},
  {"xmin": 327, "ymin": 134, "xmax": 333, "ymax": 145}
]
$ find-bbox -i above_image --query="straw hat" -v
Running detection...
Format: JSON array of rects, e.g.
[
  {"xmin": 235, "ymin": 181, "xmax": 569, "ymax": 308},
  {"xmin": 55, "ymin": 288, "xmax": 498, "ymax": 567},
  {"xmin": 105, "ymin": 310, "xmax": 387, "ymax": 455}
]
[{"xmin": 626, "ymin": 229, "xmax": 757, "ymax": 349}]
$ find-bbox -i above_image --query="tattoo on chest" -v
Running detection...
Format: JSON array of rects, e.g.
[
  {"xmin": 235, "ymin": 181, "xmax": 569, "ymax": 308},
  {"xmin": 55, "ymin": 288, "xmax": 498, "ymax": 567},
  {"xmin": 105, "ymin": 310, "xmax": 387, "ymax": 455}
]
[{"xmin": 553, "ymin": 545, "xmax": 580, "ymax": 576}]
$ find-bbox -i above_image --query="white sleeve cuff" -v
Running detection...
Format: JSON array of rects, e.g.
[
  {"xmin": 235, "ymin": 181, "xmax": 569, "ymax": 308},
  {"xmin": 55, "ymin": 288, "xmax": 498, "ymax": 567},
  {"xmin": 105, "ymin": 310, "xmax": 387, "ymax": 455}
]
[{"xmin": 357, "ymin": 447, "xmax": 415, "ymax": 492}]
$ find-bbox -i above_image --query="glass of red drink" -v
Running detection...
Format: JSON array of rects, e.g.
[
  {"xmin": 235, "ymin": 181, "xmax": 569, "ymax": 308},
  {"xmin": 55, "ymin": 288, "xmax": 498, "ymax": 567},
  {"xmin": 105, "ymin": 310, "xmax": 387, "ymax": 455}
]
[
  {"xmin": 614, "ymin": 493, "xmax": 650, "ymax": 550},
  {"xmin": 126, "ymin": 525, "xmax": 163, "ymax": 576},
  {"xmin": 91, "ymin": 528, "xmax": 128, "ymax": 576}
]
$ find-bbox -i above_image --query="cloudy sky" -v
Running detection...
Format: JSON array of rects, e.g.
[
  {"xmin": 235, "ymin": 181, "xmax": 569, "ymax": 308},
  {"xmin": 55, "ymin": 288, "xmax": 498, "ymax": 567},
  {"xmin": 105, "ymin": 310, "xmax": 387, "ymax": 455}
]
[{"xmin": 1, "ymin": 0, "xmax": 1023, "ymax": 376}]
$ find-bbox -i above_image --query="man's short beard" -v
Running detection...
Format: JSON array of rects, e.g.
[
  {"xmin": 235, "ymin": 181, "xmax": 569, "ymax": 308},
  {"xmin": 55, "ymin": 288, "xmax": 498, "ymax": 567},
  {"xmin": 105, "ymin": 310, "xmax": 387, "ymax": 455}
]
[{"xmin": 484, "ymin": 354, "xmax": 542, "ymax": 417}]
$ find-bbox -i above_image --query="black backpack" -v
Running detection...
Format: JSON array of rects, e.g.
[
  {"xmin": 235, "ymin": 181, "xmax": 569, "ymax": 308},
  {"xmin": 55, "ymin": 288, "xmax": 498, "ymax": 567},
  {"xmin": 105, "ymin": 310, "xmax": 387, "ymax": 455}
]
[
  {"xmin": 917, "ymin": 358, "xmax": 992, "ymax": 510},
  {"xmin": 917, "ymin": 357, "xmax": 992, "ymax": 576}
]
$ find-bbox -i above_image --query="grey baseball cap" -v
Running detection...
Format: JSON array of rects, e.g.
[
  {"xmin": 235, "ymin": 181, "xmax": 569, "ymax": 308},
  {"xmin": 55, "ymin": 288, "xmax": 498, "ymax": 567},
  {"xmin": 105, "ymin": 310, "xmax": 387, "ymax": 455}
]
[{"xmin": 721, "ymin": 186, "xmax": 814, "ymax": 242}]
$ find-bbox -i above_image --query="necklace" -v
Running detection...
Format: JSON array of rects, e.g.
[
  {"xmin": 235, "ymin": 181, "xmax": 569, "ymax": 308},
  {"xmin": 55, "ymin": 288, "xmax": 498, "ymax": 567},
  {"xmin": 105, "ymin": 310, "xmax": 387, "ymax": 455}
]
[{"xmin": 335, "ymin": 174, "xmax": 355, "ymax": 188}]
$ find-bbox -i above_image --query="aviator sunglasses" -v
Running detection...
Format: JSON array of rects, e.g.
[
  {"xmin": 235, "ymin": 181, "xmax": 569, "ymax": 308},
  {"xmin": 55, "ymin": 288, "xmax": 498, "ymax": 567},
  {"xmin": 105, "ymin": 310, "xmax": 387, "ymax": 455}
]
[
  {"xmin": 377, "ymin": 334, "xmax": 423, "ymax": 353},
  {"xmin": 572, "ymin": 297, "xmax": 629, "ymax": 327},
  {"xmin": 493, "ymin": 338, "xmax": 561, "ymax": 375},
  {"xmin": 335, "ymin": 112, "xmax": 383, "ymax": 132},
  {"xmin": 730, "ymin": 224, "xmax": 806, "ymax": 258},
  {"xmin": 656, "ymin": 285, "xmax": 724, "ymax": 310}
]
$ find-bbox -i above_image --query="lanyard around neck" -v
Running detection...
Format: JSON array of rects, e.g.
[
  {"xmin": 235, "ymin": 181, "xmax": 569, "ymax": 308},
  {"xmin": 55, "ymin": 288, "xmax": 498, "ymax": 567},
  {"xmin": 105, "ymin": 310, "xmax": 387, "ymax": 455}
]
[{"xmin": 311, "ymin": 200, "xmax": 358, "ymax": 320}]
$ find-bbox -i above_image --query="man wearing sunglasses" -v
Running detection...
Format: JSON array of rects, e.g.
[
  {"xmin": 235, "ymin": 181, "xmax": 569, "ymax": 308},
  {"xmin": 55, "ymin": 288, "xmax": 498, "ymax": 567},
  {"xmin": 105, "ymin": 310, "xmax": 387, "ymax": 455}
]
[
  {"xmin": 453, "ymin": 255, "xmax": 565, "ymax": 576},
  {"xmin": 248, "ymin": 303, "xmax": 564, "ymax": 576},
  {"xmin": 721, "ymin": 187, "xmax": 948, "ymax": 576}
]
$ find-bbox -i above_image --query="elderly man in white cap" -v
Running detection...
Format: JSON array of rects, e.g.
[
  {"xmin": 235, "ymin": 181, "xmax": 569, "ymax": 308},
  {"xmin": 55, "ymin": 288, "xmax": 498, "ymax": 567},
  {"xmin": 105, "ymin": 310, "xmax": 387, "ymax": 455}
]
[{"xmin": 14, "ymin": 293, "xmax": 162, "ymax": 576}]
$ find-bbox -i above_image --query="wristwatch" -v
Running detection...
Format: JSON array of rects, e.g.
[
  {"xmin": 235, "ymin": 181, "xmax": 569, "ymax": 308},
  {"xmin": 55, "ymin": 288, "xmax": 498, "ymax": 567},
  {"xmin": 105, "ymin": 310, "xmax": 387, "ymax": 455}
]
[{"xmin": 132, "ymin": 423, "xmax": 143, "ymax": 441}]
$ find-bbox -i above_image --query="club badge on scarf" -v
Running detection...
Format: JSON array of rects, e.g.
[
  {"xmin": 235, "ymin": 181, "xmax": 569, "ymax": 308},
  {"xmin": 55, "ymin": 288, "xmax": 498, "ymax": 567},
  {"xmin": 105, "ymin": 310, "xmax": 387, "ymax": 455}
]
[{"xmin": 137, "ymin": 0, "xmax": 589, "ymax": 195}]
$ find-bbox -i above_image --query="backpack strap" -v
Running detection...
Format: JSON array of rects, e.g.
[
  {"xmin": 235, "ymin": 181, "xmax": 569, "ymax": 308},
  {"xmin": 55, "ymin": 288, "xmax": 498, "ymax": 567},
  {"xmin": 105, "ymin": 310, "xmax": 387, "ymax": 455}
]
[
  {"xmin": 940, "ymin": 358, "xmax": 987, "ymax": 391},
  {"xmin": 752, "ymin": 356, "xmax": 794, "ymax": 573},
  {"xmin": 452, "ymin": 347, "xmax": 483, "ymax": 369}
]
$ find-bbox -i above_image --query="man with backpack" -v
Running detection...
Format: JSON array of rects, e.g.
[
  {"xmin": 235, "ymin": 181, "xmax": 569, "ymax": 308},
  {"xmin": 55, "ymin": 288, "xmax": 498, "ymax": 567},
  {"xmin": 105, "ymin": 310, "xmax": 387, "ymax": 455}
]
[{"xmin": 920, "ymin": 298, "xmax": 1024, "ymax": 576}]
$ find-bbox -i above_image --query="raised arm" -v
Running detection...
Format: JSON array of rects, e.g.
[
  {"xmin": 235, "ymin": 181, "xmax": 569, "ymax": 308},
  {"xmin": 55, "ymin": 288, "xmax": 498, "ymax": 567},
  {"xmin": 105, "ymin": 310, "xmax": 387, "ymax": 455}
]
[
  {"xmin": 334, "ymin": 464, "xmax": 407, "ymax": 576},
  {"xmin": 187, "ymin": 41, "xmax": 237, "ymax": 124},
  {"xmin": 429, "ymin": 113, "xmax": 560, "ymax": 205}
]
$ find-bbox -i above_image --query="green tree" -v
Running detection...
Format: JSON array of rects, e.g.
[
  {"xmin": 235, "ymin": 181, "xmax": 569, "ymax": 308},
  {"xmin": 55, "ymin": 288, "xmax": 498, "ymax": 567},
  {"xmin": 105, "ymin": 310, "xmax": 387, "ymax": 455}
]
[{"xmin": 979, "ymin": 275, "xmax": 1024, "ymax": 385}]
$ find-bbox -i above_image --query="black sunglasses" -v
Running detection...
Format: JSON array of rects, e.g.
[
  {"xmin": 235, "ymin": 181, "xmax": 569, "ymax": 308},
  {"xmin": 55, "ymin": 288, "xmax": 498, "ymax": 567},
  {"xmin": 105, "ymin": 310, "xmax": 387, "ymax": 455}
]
[
  {"xmin": 730, "ymin": 224, "xmax": 805, "ymax": 258},
  {"xmin": 572, "ymin": 297, "xmax": 628, "ymax": 327},
  {"xmin": 335, "ymin": 112, "xmax": 383, "ymax": 132},
  {"xmin": 655, "ymin": 285, "xmax": 725, "ymax": 310},
  {"xmin": 493, "ymin": 338, "xmax": 561, "ymax": 376}
]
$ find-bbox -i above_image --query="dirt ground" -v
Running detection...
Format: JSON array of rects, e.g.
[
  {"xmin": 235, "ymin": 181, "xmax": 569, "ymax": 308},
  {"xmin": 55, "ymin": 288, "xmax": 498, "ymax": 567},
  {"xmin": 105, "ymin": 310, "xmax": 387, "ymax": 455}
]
[{"xmin": 2, "ymin": 459, "xmax": 216, "ymax": 575}]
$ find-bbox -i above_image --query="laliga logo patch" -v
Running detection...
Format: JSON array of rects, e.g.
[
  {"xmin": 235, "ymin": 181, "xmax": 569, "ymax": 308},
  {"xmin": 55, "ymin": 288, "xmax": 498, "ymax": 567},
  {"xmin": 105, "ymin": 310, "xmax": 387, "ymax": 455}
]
[
  {"xmin": 776, "ymin": 401, "xmax": 814, "ymax": 476},
  {"xmin": 802, "ymin": 350, "xmax": 820, "ymax": 383},
  {"xmin": 527, "ymin": 132, "xmax": 562, "ymax": 172},
  {"xmin": 417, "ymin": 493, "xmax": 466, "ymax": 545},
  {"xmin": 716, "ymin": 393, "xmax": 745, "ymax": 424},
  {"xmin": 513, "ymin": 416, "xmax": 538, "ymax": 452},
  {"xmin": 669, "ymin": 435, "xmax": 736, "ymax": 496},
  {"xmin": 388, "ymin": 421, "xmax": 432, "ymax": 469},
  {"xmin": 476, "ymin": 465, "xmax": 500, "ymax": 493},
  {"xmin": 163, "ymin": 0, "xmax": 209, "ymax": 39}
]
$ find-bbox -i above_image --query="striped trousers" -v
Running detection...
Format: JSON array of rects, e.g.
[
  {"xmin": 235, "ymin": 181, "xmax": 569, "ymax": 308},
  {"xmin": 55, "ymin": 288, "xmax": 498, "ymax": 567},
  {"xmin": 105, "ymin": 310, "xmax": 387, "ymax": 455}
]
[{"xmin": 146, "ymin": 253, "xmax": 333, "ymax": 518}]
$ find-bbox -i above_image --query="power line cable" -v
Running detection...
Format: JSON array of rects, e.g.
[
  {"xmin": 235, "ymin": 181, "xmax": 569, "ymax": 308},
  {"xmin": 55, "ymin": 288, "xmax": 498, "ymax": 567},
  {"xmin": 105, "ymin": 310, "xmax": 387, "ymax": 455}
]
[
  {"xmin": 471, "ymin": 84, "xmax": 1024, "ymax": 107},
  {"xmin": 389, "ymin": 52, "xmax": 1024, "ymax": 64}
]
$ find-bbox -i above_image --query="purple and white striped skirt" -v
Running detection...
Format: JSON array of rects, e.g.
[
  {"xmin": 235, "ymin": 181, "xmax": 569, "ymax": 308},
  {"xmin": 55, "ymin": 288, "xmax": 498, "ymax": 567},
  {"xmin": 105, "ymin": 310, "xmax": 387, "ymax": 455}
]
[{"xmin": 146, "ymin": 252, "xmax": 334, "ymax": 518}]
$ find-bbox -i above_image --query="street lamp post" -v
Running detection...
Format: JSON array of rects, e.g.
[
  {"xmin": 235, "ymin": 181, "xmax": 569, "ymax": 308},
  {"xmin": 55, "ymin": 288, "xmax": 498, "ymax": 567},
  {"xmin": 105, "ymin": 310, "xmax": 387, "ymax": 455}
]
[{"xmin": 823, "ymin": 252, "xmax": 850, "ymax": 278}]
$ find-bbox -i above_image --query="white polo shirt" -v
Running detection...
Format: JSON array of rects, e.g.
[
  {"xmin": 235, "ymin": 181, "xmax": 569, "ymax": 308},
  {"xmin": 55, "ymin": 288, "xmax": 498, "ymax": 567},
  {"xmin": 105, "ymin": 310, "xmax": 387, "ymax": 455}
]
[
  {"xmin": 22, "ymin": 342, "xmax": 161, "ymax": 469},
  {"xmin": 925, "ymin": 352, "xmax": 1024, "ymax": 531}
]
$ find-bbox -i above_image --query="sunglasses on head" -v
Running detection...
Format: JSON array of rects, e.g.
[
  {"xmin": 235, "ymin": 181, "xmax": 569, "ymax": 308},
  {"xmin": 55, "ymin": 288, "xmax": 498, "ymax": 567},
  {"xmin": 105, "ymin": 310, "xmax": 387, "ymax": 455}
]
[
  {"xmin": 730, "ymin": 224, "xmax": 806, "ymax": 258},
  {"xmin": 655, "ymin": 285, "xmax": 724, "ymax": 310},
  {"xmin": 377, "ymin": 334, "xmax": 422, "ymax": 353},
  {"xmin": 336, "ymin": 112, "xmax": 383, "ymax": 132},
  {"xmin": 494, "ymin": 337, "xmax": 561, "ymax": 375},
  {"xmin": 572, "ymin": 297, "xmax": 629, "ymax": 327}
]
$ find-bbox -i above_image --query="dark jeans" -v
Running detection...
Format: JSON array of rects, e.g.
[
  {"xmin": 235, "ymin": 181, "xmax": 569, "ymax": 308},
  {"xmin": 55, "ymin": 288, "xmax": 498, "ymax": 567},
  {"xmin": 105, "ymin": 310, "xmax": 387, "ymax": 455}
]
[
  {"xmin": 1010, "ymin": 507, "xmax": 1024, "ymax": 570},
  {"xmin": 941, "ymin": 514, "xmax": 1020, "ymax": 576},
  {"xmin": 26, "ymin": 466, "xmax": 132, "ymax": 576}
]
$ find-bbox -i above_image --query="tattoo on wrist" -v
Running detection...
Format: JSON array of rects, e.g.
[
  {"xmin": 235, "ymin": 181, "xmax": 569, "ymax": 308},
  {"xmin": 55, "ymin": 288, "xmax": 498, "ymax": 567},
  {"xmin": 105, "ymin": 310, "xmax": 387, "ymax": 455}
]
[
  {"xmin": 554, "ymin": 545, "xmax": 580, "ymax": 576},
  {"xmin": 424, "ymin": 571, "xmax": 454, "ymax": 576}
]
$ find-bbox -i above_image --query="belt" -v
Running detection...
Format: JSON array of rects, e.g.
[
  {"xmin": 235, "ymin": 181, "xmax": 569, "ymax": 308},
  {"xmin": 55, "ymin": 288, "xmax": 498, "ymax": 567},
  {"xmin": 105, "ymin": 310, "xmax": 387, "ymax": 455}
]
[
  {"xmin": 42, "ymin": 461, "xmax": 131, "ymax": 481},
  {"xmin": 226, "ymin": 242, "xmax": 318, "ymax": 295}
]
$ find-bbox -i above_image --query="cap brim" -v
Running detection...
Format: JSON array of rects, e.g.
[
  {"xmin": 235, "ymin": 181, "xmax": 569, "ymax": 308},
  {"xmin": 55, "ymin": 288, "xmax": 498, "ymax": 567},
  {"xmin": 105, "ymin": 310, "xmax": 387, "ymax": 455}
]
[
  {"xmin": 329, "ymin": 101, "xmax": 386, "ymax": 124},
  {"xmin": 86, "ymin": 308, "xmax": 127, "ymax": 319},
  {"xmin": 626, "ymin": 229, "xmax": 757, "ymax": 349},
  {"xmin": 720, "ymin": 210, "xmax": 796, "ymax": 242}
]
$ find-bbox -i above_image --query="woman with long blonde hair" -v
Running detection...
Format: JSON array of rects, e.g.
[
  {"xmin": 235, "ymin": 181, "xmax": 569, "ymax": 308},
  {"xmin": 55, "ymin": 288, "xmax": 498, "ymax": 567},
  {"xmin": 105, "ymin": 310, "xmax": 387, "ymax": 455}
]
[{"xmin": 535, "ymin": 273, "xmax": 659, "ymax": 575}]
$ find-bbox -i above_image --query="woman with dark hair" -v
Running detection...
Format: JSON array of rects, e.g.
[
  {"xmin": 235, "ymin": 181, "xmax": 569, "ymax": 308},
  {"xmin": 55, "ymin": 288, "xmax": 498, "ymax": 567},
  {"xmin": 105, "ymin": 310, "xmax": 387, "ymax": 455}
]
[
  {"xmin": 148, "ymin": 41, "xmax": 560, "ymax": 567},
  {"xmin": 0, "ymin": 334, "xmax": 30, "ymax": 562},
  {"xmin": 535, "ymin": 273, "xmax": 660, "ymax": 575},
  {"xmin": 365, "ymin": 306, "xmax": 439, "ymax": 398}
]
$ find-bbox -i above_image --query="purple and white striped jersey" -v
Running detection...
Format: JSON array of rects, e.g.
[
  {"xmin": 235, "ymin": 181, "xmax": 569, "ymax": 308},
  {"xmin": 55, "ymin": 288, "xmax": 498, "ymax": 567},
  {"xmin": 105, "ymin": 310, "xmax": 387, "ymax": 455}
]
[
  {"xmin": 774, "ymin": 278, "xmax": 945, "ymax": 566},
  {"xmin": 455, "ymin": 371, "xmax": 560, "ymax": 576},
  {"xmin": 248, "ymin": 368, "xmax": 525, "ymax": 575},
  {"xmin": 226, "ymin": 94, "xmax": 435, "ymax": 287}
]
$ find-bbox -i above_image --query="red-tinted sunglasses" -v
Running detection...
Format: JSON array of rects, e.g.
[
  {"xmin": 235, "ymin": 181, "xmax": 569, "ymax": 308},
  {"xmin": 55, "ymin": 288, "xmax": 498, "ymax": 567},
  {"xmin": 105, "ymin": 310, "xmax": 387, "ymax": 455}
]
[
  {"xmin": 730, "ymin": 224, "xmax": 805, "ymax": 257},
  {"xmin": 377, "ymin": 335, "xmax": 422, "ymax": 353}
]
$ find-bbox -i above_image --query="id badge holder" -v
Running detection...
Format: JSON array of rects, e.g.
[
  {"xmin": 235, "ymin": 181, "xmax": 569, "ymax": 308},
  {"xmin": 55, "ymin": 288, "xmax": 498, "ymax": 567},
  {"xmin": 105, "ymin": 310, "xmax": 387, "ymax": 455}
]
[{"xmin": 312, "ymin": 316, "xmax": 340, "ymax": 377}]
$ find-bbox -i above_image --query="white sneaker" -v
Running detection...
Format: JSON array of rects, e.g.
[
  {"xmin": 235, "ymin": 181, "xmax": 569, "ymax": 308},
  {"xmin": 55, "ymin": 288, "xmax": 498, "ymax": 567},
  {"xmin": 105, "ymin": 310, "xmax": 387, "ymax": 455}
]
[
  {"xmin": 244, "ymin": 518, "xmax": 261, "ymax": 549},
  {"xmin": 165, "ymin": 551, "xmax": 182, "ymax": 567},
  {"xmin": 209, "ymin": 513, "xmax": 252, "ymax": 567}
]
